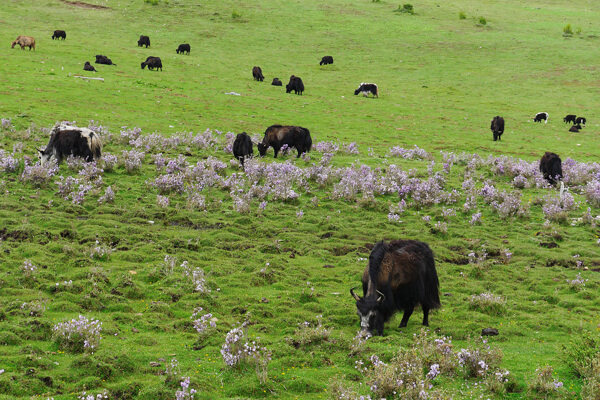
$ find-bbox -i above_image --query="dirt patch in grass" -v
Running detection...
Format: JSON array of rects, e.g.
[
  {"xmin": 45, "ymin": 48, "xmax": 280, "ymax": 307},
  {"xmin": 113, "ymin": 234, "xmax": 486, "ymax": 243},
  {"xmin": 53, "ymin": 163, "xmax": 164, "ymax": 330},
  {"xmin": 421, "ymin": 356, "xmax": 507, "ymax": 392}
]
[{"xmin": 59, "ymin": 0, "xmax": 110, "ymax": 10}]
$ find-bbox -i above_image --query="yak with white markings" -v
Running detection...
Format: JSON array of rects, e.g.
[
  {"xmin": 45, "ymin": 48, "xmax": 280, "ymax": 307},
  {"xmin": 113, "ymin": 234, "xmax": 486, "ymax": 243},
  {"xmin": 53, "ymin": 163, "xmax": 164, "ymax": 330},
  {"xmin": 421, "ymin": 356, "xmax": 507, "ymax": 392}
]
[{"xmin": 38, "ymin": 123, "xmax": 102, "ymax": 165}]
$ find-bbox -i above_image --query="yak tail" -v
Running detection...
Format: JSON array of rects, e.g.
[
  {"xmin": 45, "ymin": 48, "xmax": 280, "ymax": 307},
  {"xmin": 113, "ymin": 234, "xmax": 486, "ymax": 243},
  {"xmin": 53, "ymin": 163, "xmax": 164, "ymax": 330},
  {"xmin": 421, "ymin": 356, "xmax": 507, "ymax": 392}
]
[
  {"xmin": 89, "ymin": 132, "xmax": 103, "ymax": 160},
  {"xmin": 368, "ymin": 241, "xmax": 388, "ymax": 290},
  {"xmin": 303, "ymin": 128, "xmax": 312, "ymax": 152},
  {"xmin": 420, "ymin": 242, "xmax": 441, "ymax": 309}
]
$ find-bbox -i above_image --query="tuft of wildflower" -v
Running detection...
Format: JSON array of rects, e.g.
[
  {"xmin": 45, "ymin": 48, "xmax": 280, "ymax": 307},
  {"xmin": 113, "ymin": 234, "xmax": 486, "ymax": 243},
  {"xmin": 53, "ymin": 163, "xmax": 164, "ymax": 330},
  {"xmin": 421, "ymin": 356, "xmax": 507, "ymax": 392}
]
[
  {"xmin": 566, "ymin": 273, "xmax": 588, "ymax": 290},
  {"xmin": 98, "ymin": 186, "xmax": 115, "ymax": 204},
  {"xmin": 121, "ymin": 150, "xmax": 145, "ymax": 173},
  {"xmin": 157, "ymin": 195, "xmax": 170, "ymax": 208},
  {"xmin": 53, "ymin": 315, "xmax": 102, "ymax": 352},
  {"xmin": 191, "ymin": 307, "xmax": 216, "ymax": 335},
  {"xmin": 469, "ymin": 292, "xmax": 506, "ymax": 315},
  {"xmin": 21, "ymin": 259, "xmax": 37, "ymax": 278},
  {"xmin": 175, "ymin": 376, "xmax": 197, "ymax": 400}
]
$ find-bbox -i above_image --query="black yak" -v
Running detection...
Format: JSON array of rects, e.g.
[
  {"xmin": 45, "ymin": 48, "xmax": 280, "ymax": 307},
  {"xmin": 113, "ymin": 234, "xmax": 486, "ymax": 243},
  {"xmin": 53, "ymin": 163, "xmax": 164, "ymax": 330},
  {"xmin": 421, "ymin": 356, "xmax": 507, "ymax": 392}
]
[
  {"xmin": 350, "ymin": 239, "xmax": 441, "ymax": 335},
  {"xmin": 95, "ymin": 55, "xmax": 116, "ymax": 66},
  {"xmin": 539, "ymin": 152, "xmax": 562, "ymax": 185},
  {"xmin": 52, "ymin": 30, "xmax": 66, "ymax": 40},
  {"xmin": 232, "ymin": 132, "xmax": 253, "ymax": 166},
  {"xmin": 569, "ymin": 124, "xmax": 582, "ymax": 133},
  {"xmin": 271, "ymin": 78, "xmax": 282, "ymax": 86},
  {"xmin": 38, "ymin": 123, "xmax": 102, "ymax": 166},
  {"xmin": 319, "ymin": 56, "xmax": 333, "ymax": 65},
  {"xmin": 354, "ymin": 82, "xmax": 378, "ymax": 98},
  {"xmin": 533, "ymin": 112, "xmax": 548, "ymax": 123},
  {"xmin": 286, "ymin": 75, "xmax": 304, "ymax": 95},
  {"xmin": 257, "ymin": 125, "xmax": 312, "ymax": 158},
  {"xmin": 137, "ymin": 35, "xmax": 150, "ymax": 48},
  {"xmin": 575, "ymin": 116, "xmax": 586, "ymax": 125},
  {"xmin": 490, "ymin": 116, "xmax": 505, "ymax": 141},
  {"xmin": 141, "ymin": 56, "xmax": 162, "ymax": 71},
  {"xmin": 252, "ymin": 66, "xmax": 264, "ymax": 81},
  {"xmin": 11, "ymin": 35, "xmax": 35, "ymax": 50},
  {"xmin": 83, "ymin": 61, "xmax": 96, "ymax": 72},
  {"xmin": 563, "ymin": 114, "xmax": 576, "ymax": 124},
  {"xmin": 176, "ymin": 43, "xmax": 191, "ymax": 54}
]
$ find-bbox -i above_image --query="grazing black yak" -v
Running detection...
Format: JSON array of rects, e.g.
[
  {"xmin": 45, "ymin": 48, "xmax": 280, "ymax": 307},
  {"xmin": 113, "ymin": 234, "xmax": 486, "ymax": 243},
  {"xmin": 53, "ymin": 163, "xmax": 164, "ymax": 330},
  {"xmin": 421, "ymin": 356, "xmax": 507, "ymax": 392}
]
[
  {"xmin": 83, "ymin": 61, "xmax": 96, "ymax": 72},
  {"xmin": 176, "ymin": 43, "xmax": 191, "ymax": 54},
  {"xmin": 533, "ymin": 112, "xmax": 548, "ymax": 123},
  {"xmin": 319, "ymin": 56, "xmax": 333, "ymax": 65},
  {"xmin": 490, "ymin": 116, "xmax": 505, "ymax": 141},
  {"xmin": 52, "ymin": 30, "xmax": 66, "ymax": 40},
  {"xmin": 38, "ymin": 123, "xmax": 102, "ymax": 165},
  {"xmin": 563, "ymin": 114, "xmax": 576, "ymax": 124},
  {"xmin": 271, "ymin": 78, "xmax": 282, "ymax": 86},
  {"xmin": 257, "ymin": 125, "xmax": 312, "ymax": 158},
  {"xmin": 351, "ymin": 239, "xmax": 440, "ymax": 335},
  {"xmin": 354, "ymin": 82, "xmax": 378, "ymax": 98},
  {"xmin": 252, "ymin": 66, "xmax": 264, "ymax": 81},
  {"xmin": 569, "ymin": 124, "xmax": 582, "ymax": 133},
  {"xmin": 11, "ymin": 35, "xmax": 35, "ymax": 50},
  {"xmin": 95, "ymin": 55, "xmax": 116, "ymax": 66},
  {"xmin": 539, "ymin": 152, "xmax": 562, "ymax": 185},
  {"xmin": 232, "ymin": 132, "xmax": 253, "ymax": 166},
  {"xmin": 137, "ymin": 35, "xmax": 150, "ymax": 48},
  {"xmin": 141, "ymin": 56, "xmax": 162, "ymax": 71},
  {"xmin": 286, "ymin": 75, "xmax": 304, "ymax": 95},
  {"xmin": 575, "ymin": 116, "xmax": 586, "ymax": 125}
]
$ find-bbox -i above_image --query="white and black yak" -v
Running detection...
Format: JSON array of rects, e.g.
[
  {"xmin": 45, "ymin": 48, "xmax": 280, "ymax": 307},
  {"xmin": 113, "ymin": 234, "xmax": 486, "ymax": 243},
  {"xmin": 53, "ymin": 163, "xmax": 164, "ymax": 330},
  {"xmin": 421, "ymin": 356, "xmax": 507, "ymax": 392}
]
[
  {"xmin": 319, "ymin": 56, "xmax": 333, "ymax": 65},
  {"xmin": 52, "ymin": 30, "xmax": 66, "ymax": 40},
  {"xmin": 271, "ymin": 77, "xmax": 282, "ymax": 86},
  {"xmin": 539, "ymin": 152, "xmax": 562, "ymax": 185},
  {"xmin": 490, "ymin": 116, "xmax": 505, "ymax": 141},
  {"xmin": 83, "ymin": 61, "xmax": 96, "ymax": 72},
  {"xmin": 176, "ymin": 43, "xmax": 191, "ymax": 54},
  {"xmin": 38, "ymin": 124, "xmax": 102, "ymax": 166},
  {"xmin": 141, "ymin": 56, "xmax": 162, "ymax": 71},
  {"xmin": 533, "ymin": 112, "xmax": 548, "ymax": 123},
  {"xmin": 575, "ymin": 116, "xmax": 586, "ymax": 125},
  {"xmin": 285, "ymin": 75, "xmax": 304, "ymax": 95},
  {"xmin": 257, "ymin": 125, "xmax": 312, "ymax": 158},
  {"xmin": 95, "ymin": 55, "xmax": 116, "ymax": 66},
  {"xmin": 563, "ymin": 114, "xmax": 576, "ymax": 124},
  {"xmin": 252, "ymin": 66, "xmax": 264, "ymax": 82},
  {"xmin": 137, "ymin": 35, "xmax": 150, "ymax": 48},
  {"xmin": 350, "ymin": 239, "xmax": 441, "ymax": 335},
  {"xmin": 354, "ymin": 82, "xmax": 378, "ymax": 98},
  {"xmin": 232, "ymin": 132, "xmax": 253, "ymax": 166}
]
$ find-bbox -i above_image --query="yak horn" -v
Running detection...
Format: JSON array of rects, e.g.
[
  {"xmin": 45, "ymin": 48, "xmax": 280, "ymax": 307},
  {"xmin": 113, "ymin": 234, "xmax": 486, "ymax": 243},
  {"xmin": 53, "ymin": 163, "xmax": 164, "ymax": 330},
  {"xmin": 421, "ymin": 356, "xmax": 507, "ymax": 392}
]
[
  {"xmin": 350, "ymin": 286, "xmax": 361, "ymax": 301},
  {"xmin": 376, "ymin": 290, "xmax": 385, "ymax": 303}
]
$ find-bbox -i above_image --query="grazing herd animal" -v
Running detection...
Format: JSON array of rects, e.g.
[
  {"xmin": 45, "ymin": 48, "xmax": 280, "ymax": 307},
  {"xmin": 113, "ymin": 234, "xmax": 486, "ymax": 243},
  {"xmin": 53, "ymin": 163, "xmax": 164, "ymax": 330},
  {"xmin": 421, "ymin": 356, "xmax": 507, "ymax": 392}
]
[
  {"xmin": 95, "ymin": 55, "xmax": 116, "ymax": 66},
  {"xmin": 533, "ymin": 112, "xmax": 549, "ymax": 123},
  {"xmin": 286, "ymin": 75, "xmax": 304, "ymax": 95},
  {"xmin": 83, "ymin": 62, "xmax": 96, "ymax": 72},
  {"xmin": 252, "ymin": 66, "xmax": 264, "ymax": 82},
  {"xmin": 257, "ymin": 125, "xmax": 312, "ymax": 158},
  {"xmin": 137, "ymin": 35, "xmax": 151, "ymax": 48},
  {"xmin": 490, "ymin": 116, "xmax": 505, "ymax": 141},
  {"xmin": 141, "ymin": 56, "xmax": 162, "ymax": 71},
  {"xmin": 319, "ymin": 55, "xmax": 334, "ymax": 65},
  {"xmin": 11, "ymin": 35, "xmax": 35, "ymax": 50},
  {"xmin": 271, "ymin": 78, "xmax": 282, "ymax": 86},
  {"xmin": 232, "ymin": 132, "xmax": 253, "ymax": 166},
  {"xmin": 569, "ymin": 124, "xmax": 583, "ymax": 133},
  {"xmin": 563, "ymin": 114, "xmax": 576, "ymax": 124},
  {"xmin": 576, "ymin": 116, "xmax": 586, "ymax": 125},
  {"xmin": 354, "ymin": 83, "xmax": 378, "ymax": 98},
  {"xmin": 176, "ymin": 43, "xmax": 191, "ymax": 54},
  {"xmin": 38, "ymin": 124, "xmax": 102, "ymax": 166},
  {"xmin": 52, "ymin": 30, "xmax": 66, "ymax": 40},
  {"xmin": 351, "ymin": 239, "xmax": 441, "ymax": 335},
  {"xmin": 539, "ymin": 152, "xmax": 562, "ymax": 185}
]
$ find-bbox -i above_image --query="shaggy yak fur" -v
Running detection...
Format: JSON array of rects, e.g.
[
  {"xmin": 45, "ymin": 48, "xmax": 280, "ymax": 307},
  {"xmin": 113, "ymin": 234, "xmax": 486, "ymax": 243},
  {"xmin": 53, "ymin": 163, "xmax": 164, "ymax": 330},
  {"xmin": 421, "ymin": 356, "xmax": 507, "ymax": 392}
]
[
  {"xmin": 286, "ymin": 75, "xmax": 304, "ymax": 95},
  {"xmin": 11, "ymin": 35, "xmax": 35, "ymax": 50},
  {"xmin": 319, "ymin": 55, "xmax": 334, "ymax": 65},
  {"xmin": 137, "ymin": 35, "xmax": 150, "ymax": 48},
  {"xmin": 490, "ymin": 116, "xmax": 505, "ymax": 141},
  {"xmin": 271, "ymin": 77, "xmax": 282, "ymax": 86},
  {"xmin": 351, "ymin": 239, "xmax": 441, "ymax": 335},
  {"xmin": 141, "ymin": 56, "xmax": 162, "ymax": 71},
  {"xmin": 257, "ymin": 125, "xmax": 312, "ymax": 158},
  {"xmin": 52, "ymin": 30, "xmax": 66, "ymax": 40},
  {"xmin": 39, "ymin": 124, "xmax": 102, "ymax": 165},
  {"xmin": 176, "ymin": 44, "xmax": 191, "ymax": 54},
  {"xmin": 232, "ymin": 132, "xmax": 253, "ymax": 166},
  {"xmin": 252, "ymin": 66, "xmax": 264, "ymax": 81},
  {"xmin": 95, "ymin": 55, "xmax": 116, "ymax": 66},
  {"xmin": 539, "ymin": 152, "xmax": 562, "ymax": 185},
  {"xmin": 563, "ymin": 114, "xmax": 576, "ymax": 124},
  {"xmin": 83, "ymin": 62, "xmax": 96, "ymax": 72}
]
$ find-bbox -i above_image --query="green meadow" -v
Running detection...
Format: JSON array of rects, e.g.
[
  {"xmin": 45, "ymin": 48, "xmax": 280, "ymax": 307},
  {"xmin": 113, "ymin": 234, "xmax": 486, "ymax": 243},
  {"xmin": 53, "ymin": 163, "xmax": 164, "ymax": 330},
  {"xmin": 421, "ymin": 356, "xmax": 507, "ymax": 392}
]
[{"xmin": 1, "ymin": 0, "xmax": 600, "ymax": 399}]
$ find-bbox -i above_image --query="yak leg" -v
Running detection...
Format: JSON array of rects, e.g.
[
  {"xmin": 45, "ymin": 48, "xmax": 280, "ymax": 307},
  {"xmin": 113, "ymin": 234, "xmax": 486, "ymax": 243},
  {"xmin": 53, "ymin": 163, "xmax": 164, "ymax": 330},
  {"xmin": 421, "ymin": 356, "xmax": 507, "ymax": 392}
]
[
  {"xmin": 273, "ymin": 145, "xmax": 280, "ymax": 158},
  {"xmin": 399, "ymin": 305, "xmax": 414, "ymax": 328},
  {"xmin": 422, "ymin": 306, "xmax": 430, "ymax": 326},
  {"xmin": 493, "ymin": 132, "xmax": 498, "ymax": 141}
]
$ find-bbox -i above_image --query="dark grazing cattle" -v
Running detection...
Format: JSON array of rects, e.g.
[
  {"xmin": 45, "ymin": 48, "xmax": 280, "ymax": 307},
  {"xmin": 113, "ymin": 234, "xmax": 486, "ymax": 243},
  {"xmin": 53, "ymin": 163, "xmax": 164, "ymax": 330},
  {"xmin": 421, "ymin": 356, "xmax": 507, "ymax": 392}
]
[
  {"xmin": 533, "ymin": 112, "xmax": 548, "ymax": 123},
  {"xmin": 137, "ymin": 35, "xmax": 150, "ymax": 48},
  {"xmin": 539, "ymin": 152, "xmax": 562, "ymax": 185},
  {"xmin": 271, "ymin": 78, "xmax": 282, "ymax": 86},
  {"xmin": 350, "ymin": 239, "xmax": 441, "ymax": 335},
  {"xmin": 95, "ymin": 55, "xmax": 116, "ymax": 66},
  {"xmin": 11, "ymin": 35, "xmax": 35, "ymax": 50},
  {"xmin": 257, "ymin": 125, "xmax": 312, "ymax": 158},
  {"xmin": 52, "ymin": 30, "xmax": 66, "ymax": 40},
  {"xmin": 285, "ymin": 75, "xmax": 304, "ymax": 95},
  {"xmin": 563, "ymin": 114, "xmax": 576, "ymax": 124},
  {"xmin": 252, "ymin": 66, "xmax": 264, "ymax": 82},
  {"xmin": 490, "ymin": 116, "xmax": 505, "ymax": 141},
  {"xmin": 575, "ymin": 116, "xmax": 586, "ymax": 125},
  {"xmin": 354, "ymin": 82, "xmax": 378, "ymax": 98},
  {"xmin": 176, "ymin": 43, "xmax": 191, "ymax": 54},
  {"xmin": 319, "ymin": 55, "xmax": 334, "ymax": 65},
  {"xmin": 38, "ymin": 124, "xmax": 102, "ymax": 166},
  {"xmin": 569, "ymin": 124, "xmax": 582, "ymax": 133},
  {"xmin": 232, "ymin": 132, "xmax": 253, "ymax": 166},
  {"xmin": 83, "ymin": 62, "xmax": 96, "ymax": 72},
  {"xmin": 141, "ymin": 56, "xmax": 162, "ymax": 71}
]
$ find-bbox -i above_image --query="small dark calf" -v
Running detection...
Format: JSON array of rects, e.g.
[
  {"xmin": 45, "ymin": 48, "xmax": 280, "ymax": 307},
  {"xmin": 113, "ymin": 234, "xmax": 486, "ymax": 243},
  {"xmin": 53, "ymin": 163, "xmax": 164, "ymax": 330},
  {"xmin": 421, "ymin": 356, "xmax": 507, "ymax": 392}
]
[
  {"xmin": 490, "ymin": 116, "xmax": 505, "ymax": 141},
  {"xmin": 141, "ymin": 56, "xmax": 162, "ymax": 71},
  {"xmin": 232, "ymin": 132, "xmax": 253, "ymax": 166},
  {"xmin": 137, "ymin": 35, "xmax": 150, "ymax": 48},
  {"xmin": 271, "ymin": 78, "xmax": 282, "ymax": 86},
  {"xmin": 83, "ymin": 61, "xmax": 96, "ymax": 72},
  {"xmin": 539, "ymin": 152, "xmax": 562, "ymax": 185},
  {"xmin": 319, "ymin": 55, "xmax": 333, "ymax": 65},
  {"xmin": 533, "ymin": 112, "xmax": 548, "ymax": 123},
  {"xmin": 257, "ymin": 125, "xmax": 312, "ymax": 158},
  {"xmin": 252, "ymin": 66, "xmax": 264, "ymax": 81},
  {"xmin": 176, "ymin": 43, "xmax": 191, "ymax": 54},
  {"xmin": 569, "ymin": 124, "xmax": 582, "ymax": 133},
  {"xmin": 563, "ymin": 114, "xmax": 576, "ymax": 124},
  {"xmin": 52, "ymin": 30, "xmax": 66, "ymax": 40},
  {"xmin": 95, "ymin": 55, "xmax": 116, "ymax": 66},
  {"xmin": 286, "ymin": 75, "xmax": 304, "ymax": 95},
  {"xmin": 575, "ymin": 116, "xmax": 586, "ymax": 125}
]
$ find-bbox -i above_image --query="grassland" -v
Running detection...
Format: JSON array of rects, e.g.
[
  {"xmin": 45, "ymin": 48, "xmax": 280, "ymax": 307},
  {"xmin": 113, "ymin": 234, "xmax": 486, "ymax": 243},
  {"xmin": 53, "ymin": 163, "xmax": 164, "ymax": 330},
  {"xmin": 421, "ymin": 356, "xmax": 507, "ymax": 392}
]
[{"xmin": 1, "ymin": 0, "xmax": 600, "ymax": 399}]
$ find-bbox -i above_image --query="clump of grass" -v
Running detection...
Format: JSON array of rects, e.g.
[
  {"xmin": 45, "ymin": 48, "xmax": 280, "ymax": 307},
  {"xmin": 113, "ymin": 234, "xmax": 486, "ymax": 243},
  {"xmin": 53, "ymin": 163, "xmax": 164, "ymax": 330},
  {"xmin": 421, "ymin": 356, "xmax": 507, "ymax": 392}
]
[
  {"xmin": 527, "ymin": 366, "xmax": 564, "ymax": 396},
  {"xmin": 469, "ymin": 292, "xmax": 506, "ymax": 315},
  {"xmin": 288, "ymin": 315, "xmax": 331, "ymax": 347},
  {"xmin": 563, "ymin": 24, "xmax": 573, "ymax": 36},
  {"xmin": 395, "ymin": 4, "xmax": 415, "ymax": 14},
  {"xmin": 459, "ymin": 11, "xmax": 466, "ymax": 20},
  {"xmin": 581, "ymin": 354, "xmax": 600, "ymax": 399},
  {"xmin": 232, "ymin": 9, "xmax": 242, "ymax": 19},
  {"xmin": 562, "ymin": 331, "xmax": 600, "ymax": 378},
  {"xmin": 478, "ymin": 16, "xmax": 487, "ymax": 25},
  {"xmin": 144, "ymin": 0, "xmax": 159, "ymax": 4}
]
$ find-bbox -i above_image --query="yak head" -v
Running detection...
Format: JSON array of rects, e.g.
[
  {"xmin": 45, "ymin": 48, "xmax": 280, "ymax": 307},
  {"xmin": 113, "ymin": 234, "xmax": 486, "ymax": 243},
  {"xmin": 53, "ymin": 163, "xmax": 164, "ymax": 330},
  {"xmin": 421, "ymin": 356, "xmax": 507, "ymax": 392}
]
[
  {"xmin": 140, "ymin": 62, "xmax": 146, "ymax": 70},
  {"xmin": 37, "ymin": 148, "xmax": 52, "ymax": 166},
  {"xmin": 351, "ymin": 287, "xmax": 385, "ymax": 334},
  {"xmin": 257, "ymin": 143, "xmax": 267, "ymax": 157},
  {"xmin": 11, "ymin": 41, "xmax": 17, "ymax": 49},
  {"xmin": 353, "ymin": 88, "xmax": 361, "ymax": 96}
]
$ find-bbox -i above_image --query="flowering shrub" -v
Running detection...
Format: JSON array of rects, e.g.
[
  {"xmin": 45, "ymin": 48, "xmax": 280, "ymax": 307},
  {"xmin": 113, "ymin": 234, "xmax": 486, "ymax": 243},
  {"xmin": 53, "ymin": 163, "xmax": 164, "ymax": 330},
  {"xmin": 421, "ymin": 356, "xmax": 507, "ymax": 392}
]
[
  {"xmin": 290, "ymin": 315, "xmax": 331, "ymax": 347},
  {"xmin": 469, "ymin": 292, "xmax": 506, "ymax": 315},
  {"xmin": 221, "ymin": 322, "xmax": 271, "ymax": 383},
  {"xmin": 585, "ymin": 180, "xmax": 600, "ymax": 207},
  {"xmin": 121, "ymin": 150, "xmax": 145, "ymax": 173},
  {"xmin": 90, "ymin": 241, "xmax": 112, "ymax": 260},
  {"xmin": 191, "ymin": 307, "xmax": 216, "ymax": 335},
  {"xmin": 21, "ymin": 259, "xmax": 37, "ymax": 278},
  {"xmin": 566, "ymin": 273, "xmax": 588, "ymax": 290},
  {"xmin": 98, "ymin": 186, "xmax": 115, "ymax": 204},
  {"xmin": 457, "ymin": 337, "xmax": 503, "ymax": 377},
  {"xmin": 542, "ymin": 192, "xmax": 577, "ymax": 222},
  {"xmin": 350, "ymin": 330, "xmax": 372, "ymax": 355},
  {"xmin": 1, "ymin": 118, "xmax": 13, "ymax": 131},
  {"xmin": 20, "ymin": 300, "xmax": 45, "ymax": 317},
  {"xmin": 78, "ymin": 390, "xmax": 108, "ymax": 400},
  {"xmin": 527, "ymin": 366, "xmax": 563, "ymax": 396},
  {"xmin": 175, "ymin": 376, "xmax": 197, "ymax": 400},
  {"xmin": 157, "ymin": 195, "xmax": 170, "ymax": 208},
  {"xmin": 53, "ymin": 315, "xmax": 102, "ymax": 352},
  {"xmin": 21, "ymin": 160, "xmax": 58, "ymax": 186},
  {"xmin": 0, "ymin": 150, "xmax": 19, "ymax": 172},
  {"xmin": 389, "ymin": 145, "xmax": 431, "ymax": 160},
  {"xmin": 182, "ymin": 261, "xmax": 209, "ymax": 293}
]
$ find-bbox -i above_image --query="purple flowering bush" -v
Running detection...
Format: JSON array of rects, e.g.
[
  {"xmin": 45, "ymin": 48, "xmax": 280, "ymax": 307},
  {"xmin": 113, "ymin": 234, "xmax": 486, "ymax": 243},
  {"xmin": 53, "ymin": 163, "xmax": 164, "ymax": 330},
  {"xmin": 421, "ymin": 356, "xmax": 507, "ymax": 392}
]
[
  {"xmin": 52, "ymin": 315, "xmax": 102, "ymax": 352},
  {"xmin": 221, "ymin": 322, "xmax": 271, "ymax": 383},
  {"xmin": 527, "ymin": 366, "xmax": 563, "ymax": 396},
  {"xmin": 21, "ymin": 160, "xmax": 58, "ymax": 186},
  {"xmin": 0, "ymin": 150, "xmax": 19, "ymax": 172}
]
